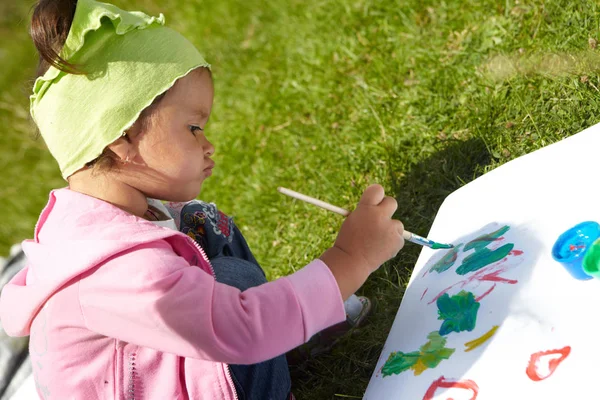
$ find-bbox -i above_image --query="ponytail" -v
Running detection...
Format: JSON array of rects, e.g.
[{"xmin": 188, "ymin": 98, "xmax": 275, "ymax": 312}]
[{"xmin": 30, "ymin": 0, "xmax": 79, "ymax": 77}]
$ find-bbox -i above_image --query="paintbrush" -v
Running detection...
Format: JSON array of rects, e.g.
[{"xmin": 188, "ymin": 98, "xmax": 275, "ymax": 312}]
[{"xmin": 277, "ymin": 187, "xmax": 454, "ymax": 250}]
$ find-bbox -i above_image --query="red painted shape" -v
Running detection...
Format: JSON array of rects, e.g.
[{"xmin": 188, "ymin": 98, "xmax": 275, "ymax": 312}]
[
  {"xmin": 428, "ymin": 284, "xmax": 457, "ymax": 305},
  {"xmin": 479, "ymin": 268, "xmax": 518, "ymax": 284},
  {"xmin": 421, "ymin": 288, "xmax": 429, "ymax": 301},
  {"xmin": 510, "ymin": 250, "xmax": 524, "ymax": 256},
  {"xmin": 475, "ymin": 284, "xmax": 496, "ymax": 302},
  {"xmin": 526, "ymin": 346, "xmax": 571, "ymax": 382},
  {"xmin": 428, "ymin": 261, "xmax": 519, "ymax": 305},
  {"xmin": 423, "ymin": 376, "xmax": 479, "ymax": 400}
]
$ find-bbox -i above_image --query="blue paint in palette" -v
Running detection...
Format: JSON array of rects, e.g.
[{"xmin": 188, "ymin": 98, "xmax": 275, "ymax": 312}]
[{"xmin": 552, "ymin": 221, "xmax": 600, "ymax": 281}]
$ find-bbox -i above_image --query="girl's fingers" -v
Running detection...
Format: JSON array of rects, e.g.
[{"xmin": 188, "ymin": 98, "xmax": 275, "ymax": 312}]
[
  {"xmin": 379, "ymin": 196, "xmax": 398, "ymax": 218},
  {"xmin": 359, "ymin": 184, "xmax": 385, "ymax": 206}
]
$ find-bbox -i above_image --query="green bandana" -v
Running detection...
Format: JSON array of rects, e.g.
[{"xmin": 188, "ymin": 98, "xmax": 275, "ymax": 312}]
[{"xmin": 30, "ymin": 0, "xmax": 210, "ymax": 179}]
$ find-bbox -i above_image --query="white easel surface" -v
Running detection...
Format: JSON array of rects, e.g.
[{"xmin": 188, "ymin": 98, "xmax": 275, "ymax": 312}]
[{"xmin": 364, "ymin": 124, "xmax": 600, "ymax": 399}]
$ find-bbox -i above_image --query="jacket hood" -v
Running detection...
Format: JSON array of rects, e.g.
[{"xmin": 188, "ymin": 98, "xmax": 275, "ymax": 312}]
[{"xmin": 0, "ymin": 188, "xmax": 182, "ymax": 336}]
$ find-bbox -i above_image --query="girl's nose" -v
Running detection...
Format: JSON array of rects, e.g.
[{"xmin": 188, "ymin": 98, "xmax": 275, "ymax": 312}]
[{"xmin": 203, "ymin": 136, "xmax": 215, "ymax": 156}]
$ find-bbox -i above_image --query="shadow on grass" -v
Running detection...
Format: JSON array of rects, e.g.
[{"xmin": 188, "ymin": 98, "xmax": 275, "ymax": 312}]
[{"xmin": 290, "ymin": 137, "xmax": 494, "ymax": 399}]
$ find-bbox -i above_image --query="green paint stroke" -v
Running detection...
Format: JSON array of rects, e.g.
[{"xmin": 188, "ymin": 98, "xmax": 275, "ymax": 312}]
[
  {"xmin": 437, "ymin": 290, "xmax": 480, "ymax": 336},
  {"xmin": 429, "ymin": 244, "xmax": 463, "ymax": 273},
  {"xmin": 382, "ymin": 331, "xmax": 455, "ymax": 378},
  {"xmin": 464, "ymin": 225, "xmax": 510, "ymax": 252},
  {"xmin": 456, "ymin": 243, "xmax": 514, "ymax": 275},
  {"xmin": 418, "ymin": 331, "xmax": 455, "ymax": 371},
  {"xmin": 381, "ymin": 350, "xmax": 420, "ymax": 377}
]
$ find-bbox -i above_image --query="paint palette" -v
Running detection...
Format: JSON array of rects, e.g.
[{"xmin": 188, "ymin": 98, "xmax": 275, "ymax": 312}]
[
  {"xmin": 364, "ymin": 124, "xmax": 600, "ymax": 399},
  {"xmin": 551, "ymin": 221, "xmax": 600, "ymax": 280}
]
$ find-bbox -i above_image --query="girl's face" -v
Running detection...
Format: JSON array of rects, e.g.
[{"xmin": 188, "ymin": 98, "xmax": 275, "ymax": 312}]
[{"xmin": 122, "ymin": 67, "xmax": 215, "ymax": 202}]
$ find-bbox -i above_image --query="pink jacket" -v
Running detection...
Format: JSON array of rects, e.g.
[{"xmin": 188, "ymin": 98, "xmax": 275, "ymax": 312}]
[{"xmin": 0, "ymin": 189, "xmax": 345, "ymax": 399}]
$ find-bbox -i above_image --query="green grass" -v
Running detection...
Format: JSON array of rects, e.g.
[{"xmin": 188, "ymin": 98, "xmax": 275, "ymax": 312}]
[{"xmin": 2, "ymin": 0, "xmax": 600, "ymax": 398}]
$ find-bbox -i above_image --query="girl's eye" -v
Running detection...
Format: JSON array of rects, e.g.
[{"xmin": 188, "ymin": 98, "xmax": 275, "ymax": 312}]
[{"xmin": 190, "ymin": 125, "xmax": 203, "ymax": 136}]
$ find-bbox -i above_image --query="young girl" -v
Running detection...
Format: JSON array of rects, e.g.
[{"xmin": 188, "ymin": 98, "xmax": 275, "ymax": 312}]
[{"xmin": 0, "ymin": 0, "xmax": 405, "ymax": 399}]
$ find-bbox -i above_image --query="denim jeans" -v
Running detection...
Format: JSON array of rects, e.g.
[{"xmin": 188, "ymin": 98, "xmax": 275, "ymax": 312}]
[{"xmin": 178, "ymin": 202, "xmax": 292, "ymax": 400}]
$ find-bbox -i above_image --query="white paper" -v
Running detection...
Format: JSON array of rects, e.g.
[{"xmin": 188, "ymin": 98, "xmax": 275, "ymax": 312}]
[{"xmin": 364, "ymin": 124, "xmax": 600, "ymax": 399}]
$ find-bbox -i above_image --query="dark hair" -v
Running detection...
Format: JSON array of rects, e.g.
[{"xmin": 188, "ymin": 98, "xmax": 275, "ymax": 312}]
[
  {"xmin": 30, "ymin": 0, "xmax": 80, "ymax": 77},
  {"xmin": 29, "ymin": 0, "xmax": 165, "ymax": 174}
]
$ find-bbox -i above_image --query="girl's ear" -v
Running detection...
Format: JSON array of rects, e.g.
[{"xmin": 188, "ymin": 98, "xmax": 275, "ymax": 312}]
[{"xmin": 107, "ymin": 133, "xmax": 138, "ymax": 163}]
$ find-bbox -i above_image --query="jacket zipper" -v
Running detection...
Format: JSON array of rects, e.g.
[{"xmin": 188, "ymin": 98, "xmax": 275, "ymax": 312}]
[
  {"xmin": 186, "ymin": 234, "xmax": 216, "ymax": 278},
  {"xmin": 127, "ymin": 352, "xmax": 137, "ymax": 400},
  {"xmin": 185, "ymin": 235, "xmax": 239, "ymax": 400}
]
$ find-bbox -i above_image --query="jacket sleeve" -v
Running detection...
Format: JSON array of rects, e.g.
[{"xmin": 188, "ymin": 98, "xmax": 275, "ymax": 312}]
[{"xmin": 78, "ymin": 240, "xmax": 345, "ymax": 364}]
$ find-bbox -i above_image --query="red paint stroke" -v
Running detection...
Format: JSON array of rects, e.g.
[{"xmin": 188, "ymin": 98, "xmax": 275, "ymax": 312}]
[
  {"xmin": 471, "ymin": 235, "xmax": 504, "ymax": 247},
  {"xmin": 421, "ymin": 288, "xmax": 429, "ymax": 301},
  {"xmin": 510, "ymin": 250, "xmax": 524, "ymax": 256},
  {"xmin": 526, "ymin": 346, "xmax": 571, "ymax": 382},
  {"xmin": 428, "ymin": 260, "xmax": 519, "ymax": 305},
  {"xmin": 475, "ymin": 284, "xmax": 496, "ymax": 302},
  {"xmin": 480, "ymin": 266, "xmax": 518, "ymax": 284},
  {"xmin": 487, "ymin": 237, "xmax": 508, "ymax": 250},
  {"xmin": 423, "ymin": 376, "xmax": 479, "ymax": 400}
]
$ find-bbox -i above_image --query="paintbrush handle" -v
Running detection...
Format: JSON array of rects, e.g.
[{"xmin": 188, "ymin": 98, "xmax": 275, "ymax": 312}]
[
  {"xmin": 277, "ymin": 187, "xmax": 350, "ymax": 216},
  {"xmin": 278, "ymin": 186, "xmax": 417, "ymax": 242}
]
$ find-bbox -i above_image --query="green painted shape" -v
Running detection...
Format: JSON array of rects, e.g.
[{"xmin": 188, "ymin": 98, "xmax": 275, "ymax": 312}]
[
  {"xmin": 429, "ymin": 244, "xmax": 463, "ymax": 273},
  {"xmin": 456, "ymin": 243, "xmax": 514, "ymax": 275},
  {"xmin": 381, "ymin": 351, "xmax": 420, "ymax": 377},
  {"xmin": 418, "ymin": 331, "xmax": 455, "ymax": 368},
  {"xmin": 381, "ymin": 331, "xmax": 456, "ymax": 378},
  {"xmin": 420, "ymin": 331, "xmax": 447, "ymax": 351},
  {"xmin": 437, "ymin": 290, "xmax": 480, "ymax": 336},
  {"xmin": 464, "ymin": 225, "xmax": 510, "ymax": 252}
]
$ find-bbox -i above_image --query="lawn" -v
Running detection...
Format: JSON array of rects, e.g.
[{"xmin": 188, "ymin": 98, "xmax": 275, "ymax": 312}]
[{"xmin": 2, "ymin": 0, "xmax": 600, "ymax": 398}]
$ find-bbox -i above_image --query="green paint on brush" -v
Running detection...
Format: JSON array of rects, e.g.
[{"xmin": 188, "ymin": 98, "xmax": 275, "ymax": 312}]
[{"xmin": 431, "ymin": 242, "xmax": 454, "ymax": 249}]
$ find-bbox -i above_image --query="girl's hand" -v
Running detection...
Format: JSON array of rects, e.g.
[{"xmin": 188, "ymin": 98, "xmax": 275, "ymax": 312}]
[{"xmin": 320, "ymin": 184, "xmax": 405, "ymax": 299}]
